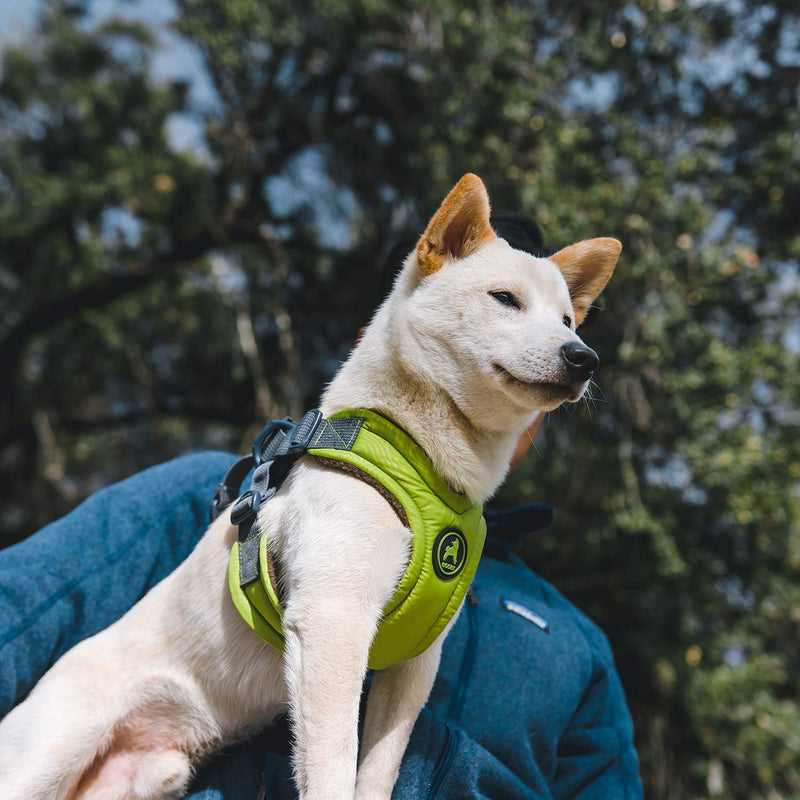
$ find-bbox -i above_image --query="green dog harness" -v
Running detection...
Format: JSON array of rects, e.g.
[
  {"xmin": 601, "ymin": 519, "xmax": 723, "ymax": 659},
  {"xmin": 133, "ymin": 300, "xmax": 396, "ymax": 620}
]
[{"xmin": 218, "ymin": 409, "xmax": 486, "ymax": 670}]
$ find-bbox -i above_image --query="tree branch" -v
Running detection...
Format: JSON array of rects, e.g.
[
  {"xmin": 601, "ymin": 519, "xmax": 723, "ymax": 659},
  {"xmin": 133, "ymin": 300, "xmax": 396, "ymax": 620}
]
[{"xmin": 0, "ymin": 226, "xmax": 262, "ymax": 377}]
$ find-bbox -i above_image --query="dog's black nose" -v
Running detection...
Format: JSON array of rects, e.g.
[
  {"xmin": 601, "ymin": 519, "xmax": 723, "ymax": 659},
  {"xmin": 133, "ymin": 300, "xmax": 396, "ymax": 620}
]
[{"xmin": 560, "ymin": 342, "xmax": 599, "ymax": 381}]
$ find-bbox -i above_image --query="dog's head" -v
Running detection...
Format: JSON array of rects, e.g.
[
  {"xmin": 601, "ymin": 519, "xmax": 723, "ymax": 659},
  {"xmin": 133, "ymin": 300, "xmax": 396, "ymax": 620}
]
[{"xmin": 394, "ymin": 174, "xmax": 620, "ymax": 428}]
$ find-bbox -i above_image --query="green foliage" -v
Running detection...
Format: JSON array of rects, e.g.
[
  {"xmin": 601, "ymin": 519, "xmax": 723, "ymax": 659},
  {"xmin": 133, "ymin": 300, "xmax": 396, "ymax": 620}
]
[{"xmin": 1, "ymin": 1, "xmax": 799, "ymax": 796}]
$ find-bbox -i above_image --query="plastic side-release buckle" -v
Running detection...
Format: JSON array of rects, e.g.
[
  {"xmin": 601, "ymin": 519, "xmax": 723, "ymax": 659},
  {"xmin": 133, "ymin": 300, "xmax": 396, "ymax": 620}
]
[
  {"xmin": 230, "ymin": 489, "xmax": 261, "ymax": 526},
  {"xmin": 286, "ymin": 409, "xmax": 324, "ymax": 454}
]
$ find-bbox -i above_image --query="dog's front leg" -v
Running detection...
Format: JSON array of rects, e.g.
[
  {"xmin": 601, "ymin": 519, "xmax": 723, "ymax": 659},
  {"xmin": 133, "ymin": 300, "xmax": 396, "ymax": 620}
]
[
  {"xmin": 282, "ymin": 596, "xmax": 382, "ymax": 800},
  {"xmin": 354, "ymin": 632, "xmax": 447, "ymax": 800}
]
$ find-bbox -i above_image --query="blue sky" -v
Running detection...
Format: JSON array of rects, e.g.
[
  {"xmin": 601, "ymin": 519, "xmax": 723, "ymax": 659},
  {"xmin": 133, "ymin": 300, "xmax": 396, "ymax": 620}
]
[{"xmin": 0, "ymin": 1, "xmax": 36, "ymax": 49}]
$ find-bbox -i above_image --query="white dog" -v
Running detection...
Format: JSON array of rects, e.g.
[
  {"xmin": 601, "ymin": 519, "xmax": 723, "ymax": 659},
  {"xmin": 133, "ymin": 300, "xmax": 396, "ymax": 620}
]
[{"xmin": 0, "ymin": 174, "xmax": 620, "ymax": 800}]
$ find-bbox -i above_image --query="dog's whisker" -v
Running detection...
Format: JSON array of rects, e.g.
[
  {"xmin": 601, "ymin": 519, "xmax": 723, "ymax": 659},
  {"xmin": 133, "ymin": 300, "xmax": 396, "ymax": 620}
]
[
  {"xmin": 587, "ymin": 378, "xmax": 607, "ymax": 402},
  {"xmin": 525, "ymin": 424, "xmax": 543, "ymax": 457}
]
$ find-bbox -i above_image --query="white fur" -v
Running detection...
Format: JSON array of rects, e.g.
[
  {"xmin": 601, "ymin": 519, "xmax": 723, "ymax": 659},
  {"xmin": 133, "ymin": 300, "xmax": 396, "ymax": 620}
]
[{"xmin": 0, "ymin": 232, "xmax": 602, "ymax": 799}]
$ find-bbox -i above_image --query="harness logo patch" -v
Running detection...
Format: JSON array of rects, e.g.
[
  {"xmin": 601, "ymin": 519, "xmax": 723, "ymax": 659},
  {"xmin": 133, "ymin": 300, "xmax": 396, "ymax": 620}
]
[{"xmin": 433, "ymin": 527, "xmax": 467, "ymax": 580}]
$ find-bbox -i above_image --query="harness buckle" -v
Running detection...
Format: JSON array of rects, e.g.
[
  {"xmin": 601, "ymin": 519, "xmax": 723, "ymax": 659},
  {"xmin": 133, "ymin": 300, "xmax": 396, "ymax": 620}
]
[
  {"xmin": 252, "ymin": 418, "xmax": 295, "ymax": 467},
  {"xmin": 286, "ymin": 409, "xmax": 324, "ymax": 454},
  {"xmin": 230, "ymin": 489, "xmax": 261, "ymax": 526},
  {"xmin": 251, "ymin": 410, "xmax": 325, "ymax": 467}
]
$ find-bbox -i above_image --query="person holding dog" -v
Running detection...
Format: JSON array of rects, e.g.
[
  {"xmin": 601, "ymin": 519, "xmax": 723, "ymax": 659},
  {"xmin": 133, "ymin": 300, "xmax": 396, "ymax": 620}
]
[{"xmin": 0, "ymin": 212, "xmax": 642, "ymax": 799}]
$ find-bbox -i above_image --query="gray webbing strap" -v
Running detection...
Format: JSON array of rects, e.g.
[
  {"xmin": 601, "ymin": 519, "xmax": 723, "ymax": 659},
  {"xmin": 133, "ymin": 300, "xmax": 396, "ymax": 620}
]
[
  {"xmin": 225, "ymin": 411, "xmax": 365, "ymax": 588},
  {"xmin": 237, "ymin": 461, "xmax": 276, "ymax": 586},
  {"xmin": 308, "ymin": 417, "xmax": 364, "ymax": 450}
]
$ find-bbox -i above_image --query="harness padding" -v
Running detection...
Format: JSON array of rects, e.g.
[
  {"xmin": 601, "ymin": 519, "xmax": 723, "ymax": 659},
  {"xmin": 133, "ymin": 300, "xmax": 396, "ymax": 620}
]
[{"xmin": 227, "ymin": 409, "xmax": 486, "ymax": 670}]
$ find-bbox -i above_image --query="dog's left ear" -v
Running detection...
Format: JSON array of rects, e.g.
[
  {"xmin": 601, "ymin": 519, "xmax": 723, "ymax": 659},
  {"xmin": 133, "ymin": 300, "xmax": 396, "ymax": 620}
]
[
  {"xmin": 415, "ymin": 174, "xmax": 497, "ymax": 275},
  {"xmin": 550, "ymin": 238, "xmax": 622, "ymax": 325}
]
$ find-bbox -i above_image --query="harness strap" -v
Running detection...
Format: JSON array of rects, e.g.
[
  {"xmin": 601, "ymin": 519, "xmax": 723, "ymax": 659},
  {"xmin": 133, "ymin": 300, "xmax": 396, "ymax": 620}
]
[
  {"xmin": 210, "ymin": 410, "xmax": 366, "ymax": 589},
  {"xmin": 209, "ymin": 454, "xmax": 254, "ymax": 523}
]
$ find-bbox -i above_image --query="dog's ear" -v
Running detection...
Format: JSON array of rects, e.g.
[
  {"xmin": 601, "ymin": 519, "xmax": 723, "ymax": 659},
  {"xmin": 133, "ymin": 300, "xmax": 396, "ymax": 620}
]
[
  {"xmin": 415, "ymin": 174, "xmax": 497, "ymax": 275},
  {"xmin": 549, "ymin": 238, "xmax": 622, "ymax": 325}
]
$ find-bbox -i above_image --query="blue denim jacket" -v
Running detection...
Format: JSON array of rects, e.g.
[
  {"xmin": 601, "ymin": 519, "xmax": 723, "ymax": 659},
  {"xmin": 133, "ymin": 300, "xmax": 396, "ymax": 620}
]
[{"xmin": 0, "ymin": 453, "xmax": 642, "ymax": 799}]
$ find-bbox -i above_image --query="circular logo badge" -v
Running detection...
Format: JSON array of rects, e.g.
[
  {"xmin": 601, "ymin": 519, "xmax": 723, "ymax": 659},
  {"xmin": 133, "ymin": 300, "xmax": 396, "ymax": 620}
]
[{"xmin": 433, "ymin": 527, "xmax": 468, "ymax": 580}]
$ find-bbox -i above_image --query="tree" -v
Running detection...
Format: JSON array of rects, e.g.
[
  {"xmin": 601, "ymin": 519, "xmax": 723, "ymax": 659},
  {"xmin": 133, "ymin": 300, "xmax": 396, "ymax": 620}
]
[{"xmin": 1, "ymin": 1, "xmax": 799, "ymax": 796}]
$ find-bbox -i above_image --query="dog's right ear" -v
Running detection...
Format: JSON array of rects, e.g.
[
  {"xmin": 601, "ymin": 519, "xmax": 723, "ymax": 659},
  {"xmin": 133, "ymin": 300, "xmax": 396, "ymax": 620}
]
[
  {"xmin": 415, "ymin": 174, "xmax": 497, "ymax": 275},
  {"xmin": 550, "ymin": 238, "xmax": 622, "ymax": 326}
]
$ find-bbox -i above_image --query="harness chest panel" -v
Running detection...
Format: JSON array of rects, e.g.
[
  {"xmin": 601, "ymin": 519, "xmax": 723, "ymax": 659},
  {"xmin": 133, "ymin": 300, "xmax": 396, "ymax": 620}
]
[{"xmin": 227, "ymin": 409, "xmax": 486, "ymax": 670}]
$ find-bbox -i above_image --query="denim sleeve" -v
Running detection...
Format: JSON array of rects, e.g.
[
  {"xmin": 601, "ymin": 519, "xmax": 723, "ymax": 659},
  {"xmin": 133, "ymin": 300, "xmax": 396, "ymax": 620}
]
[
  {"xmin": 550, "ymin": 629, "xmax": 643, "ymax": 800},
  {"xmin": 0, "ymin": 451, "xmax": 236, "ymax": 715}
]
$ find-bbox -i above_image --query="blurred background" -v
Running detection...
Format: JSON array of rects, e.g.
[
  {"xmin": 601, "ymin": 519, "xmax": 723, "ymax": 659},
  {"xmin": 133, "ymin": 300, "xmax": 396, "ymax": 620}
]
[{"xmin": 1, "ymin": 0, "xmax": 799, "ymax": 796}]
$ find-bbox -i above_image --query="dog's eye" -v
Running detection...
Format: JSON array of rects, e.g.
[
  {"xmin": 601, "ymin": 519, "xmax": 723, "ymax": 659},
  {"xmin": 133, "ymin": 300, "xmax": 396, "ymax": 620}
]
[
  {"xmin": 489, "ymin": 291, "xmax": 520, "ymax": 309},
  {"xmin": 563, "ymin": 315, "xmax": 573, "ymax": 328}
]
